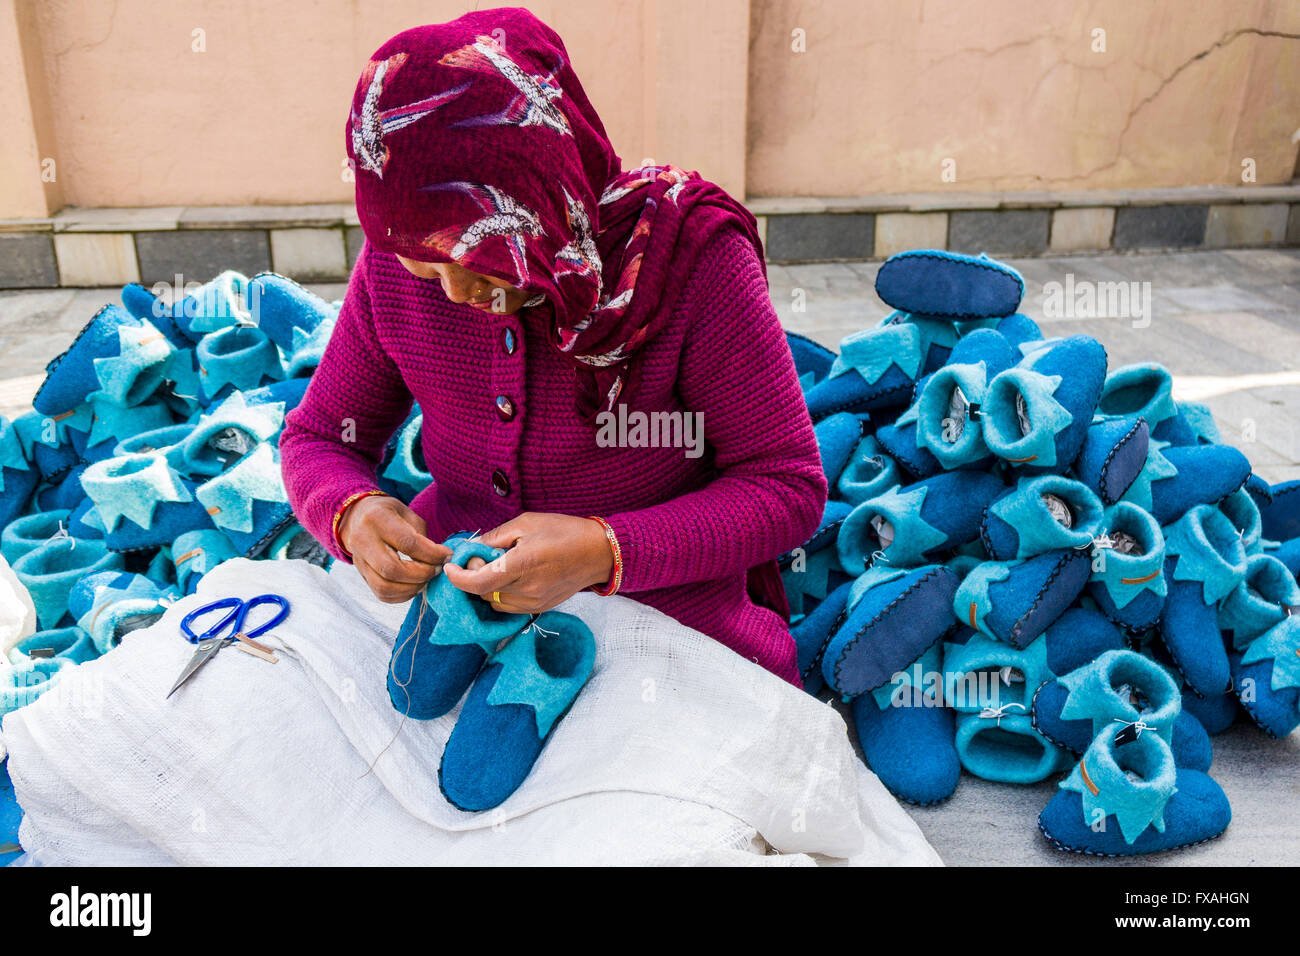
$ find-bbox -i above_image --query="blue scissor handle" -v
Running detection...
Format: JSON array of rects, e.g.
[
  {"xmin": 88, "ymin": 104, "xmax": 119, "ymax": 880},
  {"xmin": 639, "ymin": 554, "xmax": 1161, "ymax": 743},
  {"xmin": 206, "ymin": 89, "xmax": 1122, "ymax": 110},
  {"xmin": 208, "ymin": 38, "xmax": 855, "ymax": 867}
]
[
  {"xmin": 180, "ymin": 594, "xmax": 290, "ymax": 644},
  {"xmin": 230, "ymin": 593, "xmax": 290, "ymax": 639}
]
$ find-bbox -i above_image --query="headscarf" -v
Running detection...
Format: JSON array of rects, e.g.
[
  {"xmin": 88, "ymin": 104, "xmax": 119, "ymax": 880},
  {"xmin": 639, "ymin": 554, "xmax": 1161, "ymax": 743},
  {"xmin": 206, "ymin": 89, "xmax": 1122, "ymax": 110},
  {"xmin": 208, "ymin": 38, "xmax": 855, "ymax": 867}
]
[{"xmin": 347, "ymin": 6, "xmax": 764, "ymax": 418}]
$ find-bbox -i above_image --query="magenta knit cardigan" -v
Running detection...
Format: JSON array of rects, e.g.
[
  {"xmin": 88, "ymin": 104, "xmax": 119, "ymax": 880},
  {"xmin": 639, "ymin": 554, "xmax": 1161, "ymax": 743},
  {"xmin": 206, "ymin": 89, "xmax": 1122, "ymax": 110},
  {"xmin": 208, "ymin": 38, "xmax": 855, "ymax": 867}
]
[{"xmin": 278, "ymin": 225, "xmax": 827, "ymax": 683}]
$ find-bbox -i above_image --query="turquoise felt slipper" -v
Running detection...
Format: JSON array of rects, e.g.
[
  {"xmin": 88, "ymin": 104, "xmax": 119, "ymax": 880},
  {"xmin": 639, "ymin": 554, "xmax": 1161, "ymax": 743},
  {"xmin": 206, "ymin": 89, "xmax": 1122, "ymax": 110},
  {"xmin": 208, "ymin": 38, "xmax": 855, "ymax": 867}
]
[
  {"xmin": 33, "ymin": 305, "xmax": 175, "ymax": 416},
  {"xmin": 195, "ymin": 326, "xmax": 285, "ymax": 406},
  {"xmin": 981, "ymin": 474, "xmax": 1105, "ymax": 560},
  {"xmin": 172, "ymin": 391, "xmax": 284, "ymax": 478},
  {"xmin": 1159, "ymin": 504, "xmax": 1247, "ymax": 697},
  {"xmin": 1231, "ymin": 615, "xmax": 1300, "ymax": 739},
  {"xmin": 171, "ymin": 529, "xmax": 240, "ymax": 595},
  {"xmin": 70, "ymin": 395, "xmax": 174, "ymax": 465},
  {"xmin": 955, "ymin": 549, "xmax": 1092, "ymax": 649},
  {"xmin": 874, "ymin": 250, "xmax": 1024, "ymax": 318},
  {"xmin": 284, "ymin": 315, "xmax": 337, "ymax": 378},
  {"xmin": 954, "ymin": 711, "xmax": 1071, "ymax": 784},
  {"xmin": 790, "ymin": 580, "xmax": 851, "ymax": 696},
  {"xmin": 852, "ymin": 641, "xmax": 961, "ymax": 806},
  {"xmin": 1039, "ymin": 729, "xmax": 1230, "ymax": 856},
  {"xmin": 1218, "ymin": 553, "xmax": 1299, "ymax": 652},
  {"xmin": 1096, "ymin": 362, "xmax": 1197, "ymax": 447},
  {"xmin": 68, "ymin": 570, "xmax": 173, "ymax": 654},
  {"xmin": 11, "ymin": 537, "xmax": 124, "ymax": 630},
  {"xmin": 439, "ymin": 611, "xmax": 597, "ymax": 812},
  {"xmin": 0, "ymin": 510, "xmax": 73, "ymax": 566},
  {"xmin": 112, "ymin": 423, "xmax": 196, "ymax": 459},
  {"xmin": 121, "ymin": 270, "xmax": 252, "ymax": 343},
  {"xmin": 0, "ymin": 655, "xmax": 73, "ymax": 717},
  {"xmin": 377, "ymin": 410, "xmax": 432, "ymax": 503},
  {"xmin": 980, "ymin": 335, "xmax": 1107, "ymax": 473},
  {"xmin": 193, "ymin": 443, "xmax": 294, "ymax": 556},
  {"xmin": 837, "ymin": 470, "xmax": 1005, "ymax": 574},
  {"xmin": 1216, "ymin": 487, "xmax": 1263, "ymax": 556},
  {"xmin": 820, "ymin": 563, "xmax": 959, "ymax": 698},
  {"xmin": 1087, "ymin": 502, "xmax": 1167, "ymax": 633},
  {"xmin": 1074, "ymin": 416, "xmax": 1149, "ymax": 505},
  {"xmin": 9, "ymin": 625, "xmax": 98, "ymax": 665},
  {"xmin": 11, "ymin": 409, "xmax": 83, "ymax": 482},
  {"xmin": 943, "ymin": 629, "xmax": 1056, "ymax": 718},
  {"xmin": 0, "ymin": 416, "xmax": 38, "ymax": 532},
  {"xmin": 780, "ymin": 500, "xmax": 853, "ymax": 622},
  {"xmin": 81, "ymin": 453, "xmax": 215, "ymax": 552},
  {"xmin": 835, "ymin": 434, "xmax": 900, "ymax": 506}
]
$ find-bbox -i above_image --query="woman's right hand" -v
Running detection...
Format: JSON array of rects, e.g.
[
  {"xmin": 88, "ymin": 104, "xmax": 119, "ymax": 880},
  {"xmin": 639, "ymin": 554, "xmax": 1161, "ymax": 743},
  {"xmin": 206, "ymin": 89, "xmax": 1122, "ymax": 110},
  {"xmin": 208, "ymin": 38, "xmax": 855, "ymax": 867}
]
[{"xmin": 337, "ymin": 494, "xmax": 451, "ymax": 603}]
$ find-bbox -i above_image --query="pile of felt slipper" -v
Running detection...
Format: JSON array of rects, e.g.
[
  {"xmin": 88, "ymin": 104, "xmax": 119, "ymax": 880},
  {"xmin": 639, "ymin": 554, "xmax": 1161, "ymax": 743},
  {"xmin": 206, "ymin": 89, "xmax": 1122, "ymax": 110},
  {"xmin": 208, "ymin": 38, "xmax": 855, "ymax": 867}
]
[
  {"xmin": 0, "ymin": 271, "xmax": 440, "ymax": 733},
  {"xmin": 785, "ymin": 248, "xmax": 1300, "ymax": 856}
]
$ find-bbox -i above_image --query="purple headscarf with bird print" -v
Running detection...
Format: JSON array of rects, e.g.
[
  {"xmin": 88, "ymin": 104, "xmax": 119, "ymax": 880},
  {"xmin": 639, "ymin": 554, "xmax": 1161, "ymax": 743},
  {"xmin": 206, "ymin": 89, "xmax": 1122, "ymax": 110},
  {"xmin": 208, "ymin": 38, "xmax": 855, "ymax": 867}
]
[{"xmin": 347, "ymin": 6, "xmax": 764, "ymax": 419}]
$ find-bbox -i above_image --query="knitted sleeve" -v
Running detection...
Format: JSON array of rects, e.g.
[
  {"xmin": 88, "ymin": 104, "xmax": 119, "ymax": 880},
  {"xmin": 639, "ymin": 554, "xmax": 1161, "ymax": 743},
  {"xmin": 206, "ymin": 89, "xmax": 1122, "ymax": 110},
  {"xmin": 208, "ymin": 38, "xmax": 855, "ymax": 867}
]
[
  {"xmin": 279, "ymin": 246, "xmax": 415, "ymax": 560},
  {"xmin": 604, "ymin": 226, "xmax": 828, "ymax": 592}
]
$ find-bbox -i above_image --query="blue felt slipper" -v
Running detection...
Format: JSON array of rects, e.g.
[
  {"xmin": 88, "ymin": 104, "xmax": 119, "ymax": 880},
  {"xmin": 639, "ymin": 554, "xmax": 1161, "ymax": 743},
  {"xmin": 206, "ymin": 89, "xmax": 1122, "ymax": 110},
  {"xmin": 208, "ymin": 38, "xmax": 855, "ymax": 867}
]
[
  {"xmin": 11, "ymin": 409, "xmax": 83, "ymax": 483},
  {"xmin": 873, "ymin": 416, "xmax": 942, "ymax": 481},
  {"xmin": 982, "ymin": 475, "xmax": 1105, "ymax": 561},
  {"xmin": 245, "ymin": 273, "xmax": 335, "ymax": 351},
  {"xmin": 1217, "ymin": 487, "xmax": 1263, "ymax": 556},
  {"xmin": 874, "ymin": 250, "xmax": 1024, "ymax": 319},
  {"xmin": 1031, "ymin": 649, "xmax": 1211, "ymax": 771},
  {"xmin": 1159, "ymin": 504, "xmax": 1247, "ymax": 697},
  {"xmin": 955, "ymin": 549, "xmax": 1092, "ymax": 649},
  {"xmin": 1039, "ymin": 729, "xmax": 1230, "ymax": 855},
  {"xmin": 173, "ymin": 391, "xmax": 284, "ymax": 478},
  {"xmin": 33, "ymin": 305, "xmax": 175, "ymax": 416},
  {"xmin": 821, "ymin": 564, "xmax": 958, "ymax": 698},
  {"xmin": 1257, "ymin": 479, "xmax": 1300, "ymax": 546},
  {"xmin": 439, "ymin": 611, "xmax": 597, "ymax": 811},
  {"xmin": 68, "ymin": 570, "xmax": 172, "ymax": 654},
  {"xmin": 1180, "ymin": 686, "xmax": 1240, "ymax": 736},
  {"xmin": 11, "ymin": 537, "xmax": 123, "ymax": 630},
  {"xmin": 171, "ymin": 529, "xmax": 240, "ymax": 594},
  {"xmin": 193, "ymin": 443, "xmax": 294, "ymax": 556},
  {"xmin": 69, "ymin": 395, "xmax": 174, "ymax": 466},
  {"xmin": 1231, "ymin": 615, "xmax": 1300, "ymax": 739},
  {"xmin": 838, "ymin": 470, "xmax": 1004, "ymax": 574},
  {"xmin": 9, "ymin": 625, "xmax": 98, "ymax": 665},
  {"xmin": 1074, "ymin": 416, "xmax": 1149, "ymax": 505},
  {"xmin": 121, "ymin": 271, "xmax": 253, "ymax": 344},
  {"xmin": 790, "ymin": 580, "xmax": 851, "ymax": 696},
  {"xmin": 0, "ymin": 655, "xmax": 72, "ymax": 717},
  {"xmin": 195, "ymin": 325, "xmax": 285, "ymax": 406},
  {"xmin": 835, "ymin": 434, "xmax": 900, "ymax": 506},
  {"xmin": 981, "ymin": 335, "xmax": 1107, "ymax": 473},
  {"xmin": 0, "ymin": 417, "xmax": 38, "ymax": 532},
  {"xmin": 785, "ymin": 331, "xmax": 837, "ymax": 390},
  {"xmin": 943, "ymin": 629, "xmax": 1057, "ymax": 721},
  {"xmin": 1096, "ymin": 363, "xmax": 1197, "ymax": 447},
  {"xmin": 954, "ymin": 710, "xmax": 1071, "ymax": 784},
  {"xmin": 0, "ymin": 510, "xmax": 73, "ymax": 566},
  {"xmin": 1129, "ymin": 442, "xmax": 1251, "ymax": 527},
  {"xmin": 852, "ymin": 642, "xmax": 960, "ymax": 805},
  {"xmin": 81, "ymin": 453, "xmax": 215, "ymax": 552},
  {"xmin": 1218, "ymin": 553, "xmax": 1299, "ymax": 652},
  {"xmin": 112, "ymin": 423, "xmax": 196, "ymax": 459},
  {"xmin": 265, "ymin": 522, "xmax": 331, "ymax": 568},
  {"xmin": 780, "ymin": 500, "xmax": 853, "ymax": 622},
  {"xmin": 1087, "ymin": 502, "xmax": 1167, "ymax": 633},
  {"xmin": 813, "ymin": 412, "xmax": 863, "ymax": 489}
]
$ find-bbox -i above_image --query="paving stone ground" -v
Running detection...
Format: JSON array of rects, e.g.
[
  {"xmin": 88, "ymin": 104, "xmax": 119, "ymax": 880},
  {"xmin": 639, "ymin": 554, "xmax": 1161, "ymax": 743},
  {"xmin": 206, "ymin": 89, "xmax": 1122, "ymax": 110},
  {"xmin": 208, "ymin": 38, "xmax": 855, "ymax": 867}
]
[{"xmin": 0, "ymin": 249, "xmax": 1297, "ymax": 865}]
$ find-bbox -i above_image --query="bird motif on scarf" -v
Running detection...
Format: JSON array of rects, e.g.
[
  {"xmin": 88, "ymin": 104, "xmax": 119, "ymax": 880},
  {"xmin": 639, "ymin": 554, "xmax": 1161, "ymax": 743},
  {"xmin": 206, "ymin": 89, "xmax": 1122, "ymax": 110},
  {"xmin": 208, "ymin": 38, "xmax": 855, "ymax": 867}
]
[
  {"xmin": 552, "ymin": 186, "xmax": 602, "ymax": 286},
  {"xmin": 439, "ymin": 34, "xmax": 571, "ymax": 136},
  {"xmin": 419, "ymin": 181, "xmax": 545, "ymax": 287},
  {"xmin": 351, "ymin": 53, "xmax": 470, "ymax": 178}
]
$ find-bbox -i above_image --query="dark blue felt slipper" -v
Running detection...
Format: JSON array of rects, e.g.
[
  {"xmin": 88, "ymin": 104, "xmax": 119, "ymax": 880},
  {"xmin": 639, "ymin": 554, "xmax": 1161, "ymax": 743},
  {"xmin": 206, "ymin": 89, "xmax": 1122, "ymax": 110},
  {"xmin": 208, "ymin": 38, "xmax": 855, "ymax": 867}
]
[
  {"xmin": 785, "ymin": 331, "xmax": 837, "ymax": 390},
  {"xmin": 838, "ymin": 470, "xmax": 1004, "ymax": 574},
  {"xmin": 981, "ymin": 335, "xmax": 1107, "ymax": 473},
  {"xmin": 954, "ymin": 549, "xmax": 1092, "ymax": 649},
  {"xmin": 982, "ymin": 475, "xmax": 1105, "ymax": 560},
  {"xmin": 1087, "ymin": 502, "xmax": 1167, "ymax": 633},
  {"xmin": 1257, "ymin": 479, "xmax": 1300, "ymax": 546},
  {"xmin": 193, "ymin": 443, "xmax": 294, "ymax": 556},
  {"xmin": 851, "ymin": 642, "xmax": 960, "ymax": 805},
  {"xmin": 874, "ymin": 250, "xmax": 1024, "ymax": 318},
  {"xmin": 1231, "ymin": 616, "xmax": 1300, "ymax": 739},
  {"xmin": 1132, "ymin": 443, "xmax": 1252, "ymax": 527},
  {"xmin": 1218, "ymin": 553, "xmax": 1299, "ymax": 651},
  {"xmin": 835, "ymin": 434, "xmax": 900, "ymax": 506},
  {"xmin": 873, "ymin": 417, "xmax": 942, "ymax": 481},
  {"xmin": 12, "ymin": 537, "xmax": 124, "ymax": 630},
  {"xmin": 954, "ymin": 711, "xmax": 1071, "ymax": 783},
  {"xmin": 11, "ymin": 625, "xmax": 99, "ymax": 665},
  {"xmin": 780, "ymin": 500, "xmax": 853, "ymax": 622},
  {"xmin": 820, "ymin": 564, "xmax": 958, "ymax": 698},
  {"xmin": 245, "ymin": 272, "xmax": 336, "ymax": 352},
  {"xmin": 1180, "ymin": 686, "xmax": 1240, "ymax": 736},
  {"xmin": 33, "ymin": 305, "xmax": 175, "ymax": 416},
  {"xmin": 1097, "ymin": 363, "xmax": 1197, "ymax": 447},
  {"xmin": 439, "ymin": 611, "xmax": 597, "ymax": 811},
  {"xmin": 1075, "ymin": 416, "xmax": 1149, "ymax": 505},
  {"xmin": 1159, "ymin": 504, "xmax": 1247, "ymax": 697},
  {"xmin": 1039, "ymin": 729, "xmax": 1230, "ymax": 855},
  {"xmin": 790, "ymin": 580, "xmax": 851, "ymax": 696},
  {"xmin": 81, "ymin": 453, "xmax": 216, "ymax": 552}
]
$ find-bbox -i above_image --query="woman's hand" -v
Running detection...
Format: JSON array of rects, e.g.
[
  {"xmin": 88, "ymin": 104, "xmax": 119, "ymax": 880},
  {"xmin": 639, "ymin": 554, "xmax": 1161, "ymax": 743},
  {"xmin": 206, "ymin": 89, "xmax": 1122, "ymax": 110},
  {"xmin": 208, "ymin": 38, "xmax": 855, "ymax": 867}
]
[
  {"xmin": 442, "ymin": 512, "xmax": 614, "ymax": 614},
  {"xmin": 338, "ymin": 494, "xmax": 452, "ymax": 603}
]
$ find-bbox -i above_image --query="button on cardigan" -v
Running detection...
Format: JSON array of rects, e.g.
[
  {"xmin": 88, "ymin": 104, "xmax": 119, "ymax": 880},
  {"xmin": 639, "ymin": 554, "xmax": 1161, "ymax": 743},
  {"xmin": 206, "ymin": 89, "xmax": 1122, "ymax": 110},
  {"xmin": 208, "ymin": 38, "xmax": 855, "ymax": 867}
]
[{"xmin": 279, "ymin": 224, "xmax": 828, "ymax": 684}]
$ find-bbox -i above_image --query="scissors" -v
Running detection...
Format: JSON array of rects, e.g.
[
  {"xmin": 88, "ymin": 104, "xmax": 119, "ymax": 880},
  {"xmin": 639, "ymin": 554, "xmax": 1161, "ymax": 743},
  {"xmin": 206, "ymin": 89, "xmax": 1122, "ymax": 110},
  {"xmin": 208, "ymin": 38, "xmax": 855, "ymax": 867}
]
[{"xmin": 166, "ymin": 594, "xmax": 290, "ymax": 699}]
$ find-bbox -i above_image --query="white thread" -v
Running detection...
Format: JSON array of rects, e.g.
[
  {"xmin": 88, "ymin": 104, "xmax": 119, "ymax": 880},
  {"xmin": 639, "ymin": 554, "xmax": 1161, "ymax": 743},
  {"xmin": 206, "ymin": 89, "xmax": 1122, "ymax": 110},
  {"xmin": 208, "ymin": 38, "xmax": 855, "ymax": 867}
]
[
  {"xmin": 1112, "ymin": 717, "xmax": 1154, "ymax": 739},
  {"xmin": 979, "ymin": 701, "xmax": 1026, "ymax": 726}
]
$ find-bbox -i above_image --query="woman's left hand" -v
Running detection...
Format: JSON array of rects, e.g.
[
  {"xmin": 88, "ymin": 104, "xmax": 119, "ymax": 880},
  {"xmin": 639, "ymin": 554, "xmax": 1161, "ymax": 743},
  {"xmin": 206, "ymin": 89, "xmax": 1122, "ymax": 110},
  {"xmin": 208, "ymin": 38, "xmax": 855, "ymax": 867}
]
[{"xmin": 441, "ymin": 512, "xmax": 615, "ymax": 613}]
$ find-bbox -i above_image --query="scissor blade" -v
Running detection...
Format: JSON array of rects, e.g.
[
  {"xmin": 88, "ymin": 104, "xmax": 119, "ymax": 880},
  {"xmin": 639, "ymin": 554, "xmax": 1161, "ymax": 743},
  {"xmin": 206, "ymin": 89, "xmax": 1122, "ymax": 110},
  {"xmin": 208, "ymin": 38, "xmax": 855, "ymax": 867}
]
[{"xmin": 165, "ymin": 638, "xmax": 226, "ymax": 699}]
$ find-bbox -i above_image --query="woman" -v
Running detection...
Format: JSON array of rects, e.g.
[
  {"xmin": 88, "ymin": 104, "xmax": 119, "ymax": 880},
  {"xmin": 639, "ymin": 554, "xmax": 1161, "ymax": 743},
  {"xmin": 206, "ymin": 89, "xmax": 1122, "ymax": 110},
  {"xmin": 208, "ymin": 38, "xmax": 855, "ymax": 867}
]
[{"xmin": 279, "ymin": 7, "xmax": 826, "ymax": 684}]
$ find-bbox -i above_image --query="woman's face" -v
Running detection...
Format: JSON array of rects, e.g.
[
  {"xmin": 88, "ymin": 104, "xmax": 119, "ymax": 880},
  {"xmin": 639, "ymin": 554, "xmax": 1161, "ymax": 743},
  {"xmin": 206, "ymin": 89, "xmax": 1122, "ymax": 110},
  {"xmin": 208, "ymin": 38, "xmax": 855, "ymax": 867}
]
[{"xmin": 396, "ymin": 255, "xmax": 532, "ymax": 314}]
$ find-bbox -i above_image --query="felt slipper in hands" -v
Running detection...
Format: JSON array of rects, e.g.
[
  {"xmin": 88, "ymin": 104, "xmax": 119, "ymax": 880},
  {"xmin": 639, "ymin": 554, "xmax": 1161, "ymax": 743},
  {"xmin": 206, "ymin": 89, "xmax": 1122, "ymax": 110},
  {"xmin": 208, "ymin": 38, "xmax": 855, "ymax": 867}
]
[
  {"xmin": 0, "ymin": 655, "xmax": 72, "ymax": 717},
  {"xmin": 835, "ymin": 434, "xmax": 900, "ymax": 506},
  {"xmin": 874, "ymin": 250, "xmax": 1024, "ymax": 319},
  {"xmin": 980, "ymin": 335, "xmax": 1107, "ymax": 473},
  {"xmin": 33, "ymin": 305, "xmax": 174, "ymax": 416},
  {"xmin": 820, "ymin": 563, "xmax": 958, "ymax": 698},
  {"xmin": 1231, "ymin": 615, "xmax": 1300, "ymax": 739},
  {"xmin": 195, "ymin": 326, "xmax": 285, "ymax": 406},
  {"xmin": 193, "ymin": 443, "xmax": 294, "ymax": 556},
  {"xmin": 1158, "ymin": 504, "xmax": 1247, "ymax": 697},
  {"xmin": 1074, "ymin": 416, "xmax": 1149, "ymax": 505},
  {"xmin": 1218, "ymin": 553, "xmax": 1299, "ymax": 652},
  {"xmin": 1039, "ymin": 728, "xmax": 1230, "ymax": 856},
  {"xmin": 785, "ymin": 330, "xmax": 837, "ymax": 391},
  {"xmin": 11, "ymin": 537, "xmax": 124, "ymax": 630},
  {"xmin": 68, "ymin": 570, "xmax": 173, "ymax": 654},
  {"xmin": 1087, "ymin": 502, "xmax": 1167, "ymax": 634},
  {"xmin": 1096, "ymin": 363, "xmax": 1197, "ymax": 447},
  {"xmin": 81, "ymin": 453, "xmax": 215, "ymax": 553},
  {"xmin": 170, "ymin": 529, "xmax": 240, "ymax": 595},
  {"xmin": 981, "ymin": 475, "xmax": 1105, "ymax": 561},
  {"xmin": 852, "ymin": 641, "xmax": 960, "ymax": 805},
  {"xmin": 9, "ymin": 625, "xmax": 98, "ymax": 665},
  {"xmin": 1031, "ymin": 648, "xmax": 1211, "ymax": 771},
  {"xmin": 954, "ymin": 549, "xmax": 1092, "ymax": 649},
  {"xmin": 439, "ymin": 611, "xmax": 597, "ymax": 812},
  {"xmin": 0, "ymin": 416, "xmax": 38, "ymax": 531},
  {"xmin": 1127, "ymin": 442, "xmax": 1251, "ymax": 527},
  {"xmin": 790, "ymin": 580, "xmax": 851, "ymax": 696},
  {"xmin": 838, "ymin": 470, "xmax": 1005, "ymax": 574}
]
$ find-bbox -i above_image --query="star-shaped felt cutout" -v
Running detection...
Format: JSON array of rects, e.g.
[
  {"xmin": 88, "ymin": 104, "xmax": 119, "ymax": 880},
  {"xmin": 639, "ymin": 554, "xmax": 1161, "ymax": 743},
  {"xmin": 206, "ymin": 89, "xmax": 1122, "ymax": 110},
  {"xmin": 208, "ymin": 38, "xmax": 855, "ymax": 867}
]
[
  {"xmin": 199, "ymin": 330, "xmax": 284, "ymax": 400},
  {"xmin": 1118, "ymin": 438, "xmax": 1178, "ymax": 513},
  {"xmin": 1241, "ymin": 616, "xmax": 1300, "ymax": 692},
  {"xmin": 195, "ymin": 443, "xmax": 288, "ymax": 534},
  {"xmin": 486, "ymin": 624, "xmax": 593, "ymax": 738},
  {"xmin": 831, "ymin": 319, "xmax": 924, "ymax": 386},
  {"xmin": 0, "ymin": 420, "xmax": 31, "ymax": 474},
  {"xmin": 85, "ymin": 398, "xmax": 171, "ymax": 449},
  {"xmin": 1058, "ymin": 752, "xmax": 1173, "ymax": 845},
  {"xmin": 91, "ymin": 322, "xmax": 173, "ymax": 404},
  {"xmin": 162, "ymin": 348, "xmax": 204, "ymax": 409},
  {"xmin": 197, "ymin": 390, "xmax": 285, "ymax": 443},
  {"xmin": 1005, "ymin": 372, "xmax": 1073, "ymax": 469},
  {"xmin": 84, "ymin": 455, "xmax": 193, "ymax": 532},
  {"xmin": 868, "ymin": 484, "xmax": 949, "ymax": 565}
]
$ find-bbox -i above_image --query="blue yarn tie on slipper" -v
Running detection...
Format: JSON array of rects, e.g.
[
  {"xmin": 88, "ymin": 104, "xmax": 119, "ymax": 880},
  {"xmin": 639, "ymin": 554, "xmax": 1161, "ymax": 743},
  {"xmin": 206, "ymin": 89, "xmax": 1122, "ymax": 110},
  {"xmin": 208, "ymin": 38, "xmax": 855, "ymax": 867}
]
[
  {"xmin": 1218, "ymin": 553, "xmax": 1300, "ymax": 651},
  {"xmin": 1075, "ymin": 416, "xmax": 1149, "ymax": 505},
  {"xmin": 81, "ymin": 453, "xmax": 215, "ymax": 553},
  {"xmin": 874, "ymin": 250, "xmax": 1024, "ymax": 319},
  {"xmin": 982, "ymin": 475, "xmax": 1104, "ymax": 560},
  {"xmin": 1233, "ymin": 615, "xmax": 1300, "ymax": 739},
  {"xmin": 1087, "ymin": 502, "xmax": 1167, "ymax": 633},
  {"xmin": 12, "ymin": 537, "xmax": 124, "ymax": 630},
  {"xmin": 439, "ymin": 611, "xmax": 597, "ymax": 812},
  {"xmin": 955, "ymin": 548, "xmax": 1092, "ymax": 649},
  {"xmin": 10, "ymin": 625, "xmax": 99, "ymax": 665},
  {"xmin": 1040, "ymin": 728, "xmax": 1230, "ymax": 855},
  {"xmin": 1097, "ymin": 362, "xmax": 1197, "ymax": 447},
  {"xmin": 1159, "ymin": 504, "xmax": 1247, "ymax": 697}
]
